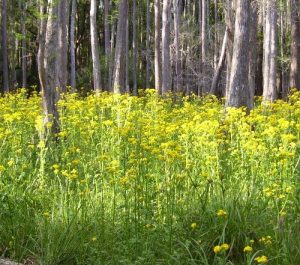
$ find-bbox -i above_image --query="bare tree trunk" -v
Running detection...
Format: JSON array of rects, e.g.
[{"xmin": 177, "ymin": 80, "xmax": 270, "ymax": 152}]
[
  {"xmin": 154, "ymin": 0, "xmax": 162, "ymax": 93},
  {"xmin": 125, "ymin": 13, "xmax": 129, "ymax": 93},
  {"xmin": 214, "ymin": 0, "xmax": 218, "ymax": 70},
  {"xmin": 263, "ymin": 0, "xmax": 277, "ymax": 101},
  {"xmin": 226, "ymin": 0, "xmax": 253, "ymax": 109},
  {"xmin": 112, "ymin": 0, "xmax": 128, "ymax": 93},
  {"xmin": 289, "ymin": 0, "xmax": 300, "ymax": 90},
  {"xmin": 162, "ymin": 0, "xmax": 171, "ymax": 94},
  {"xmin": 43, "ymin": 0, "xmax": 61, "ymax": 135},
  {"xmin": 210, "ymin": 28, "xmax": 228, "ymax": 95},
  {"xmin": 58, "ymin": 0, "xmax": 69, "ymax": 92},
  {"xmin": 70, "ymin": 0, "xmax": 77, "ymax": 90},
  {"xmin": 249, "ymin": 2, "xmax": 258, "ymax": 107},
  {"xmin": 1, "ymin": 0, "xmax": 9, "ymax": 93},
  {"xmin": 224, "ymin": 0, "xmax": 235, "ymax": 97},
  {"xmin": 21, "ymin": 2, "xmax": 27, "ymax": 88},
  {"xmin": 104, "ymin": 0, "xmax": 110, "ymax": 56},
  {"xmin": 201, "ymin": 0, "xmax": 207, "ymax": 64},
  {"xmin": 90, "ymin": 0, "xmax": 102, "ymax": 93},
  {"xmin": 173, "ymin": 0, "xmax": 182, "ymax": 92},
  {"xmin": 37, "ymin": 0, "xmax": 47, "ymax": 92},
  {"xmin": 146, "ymin": 0, "xmax": 151, "ymax": 89},
  {"xmin": 132, "ymin": 0, "xmax": 138, "ymax": 95}
]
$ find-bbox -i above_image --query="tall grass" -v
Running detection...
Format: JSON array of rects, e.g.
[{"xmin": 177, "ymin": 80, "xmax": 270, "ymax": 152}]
[{"xmin": 0, "ymin": 89, "xmax": 299, "ymax": 264}]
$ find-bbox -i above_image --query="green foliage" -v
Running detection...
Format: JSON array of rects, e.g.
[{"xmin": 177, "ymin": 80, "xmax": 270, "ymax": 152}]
[{"xmin": 0, "ymin": 90, "xmax": 300, "ymax": 264}]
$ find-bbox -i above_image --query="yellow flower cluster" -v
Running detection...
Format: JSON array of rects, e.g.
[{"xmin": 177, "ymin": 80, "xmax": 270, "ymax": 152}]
[
  {"xmin": 213, "ymin": 243, "xmax": 230, "ymax": 254},
  {"xmin": 255, "ymin": 255, "xmax": 268, "ymax": 264}
]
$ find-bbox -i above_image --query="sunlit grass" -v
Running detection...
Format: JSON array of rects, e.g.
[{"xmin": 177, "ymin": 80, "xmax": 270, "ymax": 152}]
[{"xmin": 0, "ymin": 89, "xmax": 299, "ymax": 264}]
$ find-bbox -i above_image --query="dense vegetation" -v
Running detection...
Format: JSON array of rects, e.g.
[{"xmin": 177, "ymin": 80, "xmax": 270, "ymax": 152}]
[{"xmin": 0, "ymin": 90, "xmax": 299, "ymax": 264}]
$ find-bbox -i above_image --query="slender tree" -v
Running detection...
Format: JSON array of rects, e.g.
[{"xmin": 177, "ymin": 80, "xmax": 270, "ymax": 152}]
[
  {"xmin": 1, "ymin": 0, "xmax": 9, "ymax": 92},
  {"xmin": 226, "ymin": 0, "xmax": 253, "ymax": 109},
  {"xmin": 42, "ymin": 0, "xmax": 61, "ymax": 135},
  {"xmin": 90, "ymin": 0, "xmax": 102, "ymax": 93},
  {"xmin": 70, "ymin": 0, "xmax": 77, "ymax": 90},
  {"xmin": 162, "ymin": 0, "xmax": 171, "ymax": 94},
  {"xmin": 146, "ymin": 0, "xmax": 151, "ymax": 89},
  {"xmin": 154, "ymin": 0, "xmax": 162, "ymax": 93},
  {"xmin": 132, "ymin": 0, "xmax": 137, "ymax": 95},
  {"xmin": 210, "ymin": 28, "xmax": 228, "ymax": 95},
  {"xmin": 21, "ymin": 1, "xmax": 27, "ymax": 88},
  {"xmin": 173, "ymin": 0, "xmax": 182, "ymax": 92},
  {"xmin": 289, "ymin": 0, "xmax": 300, "ymax": 90},
  {"xmin": 58, "ymin": 0, "xmax": 69, "ymax": 92},
  {"xmin": 112, "ymin": 0, "xmax": 128, "ymax": 93},
  {"xmin": 263, "ymin": 0, "xmax": 277, "ymax": 101}
]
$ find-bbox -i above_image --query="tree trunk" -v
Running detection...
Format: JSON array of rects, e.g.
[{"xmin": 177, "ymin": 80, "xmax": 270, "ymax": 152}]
[
  {"xmin": 154, "ymin": 0, "xmax": 162, "ymax": 93},
  {"xmin": 289, "ymin": 0, "xmax": 300, "ymax": 90},
  {"xmin": 224, "ymin": 0, "xmax": 236, "ymax": 97},
  {"xmin": 1, "ymin": 0, "xmax": 9, "ymax": 93},
  {"xmin": 132, "ymin": 0, "xmax": 138, "ymax": 95},
  {"xmin": 201, "ymin": 0, "xmax": 207, "ymax": 64},
  {"xmin": 70, "ymin": 0, "xmax": 77, "ymax": 90},
  {"xmin": 58, "ymin": 0, "xmax": 69, "ymax": 92},
  {"xmin": 263, "ymin": 0, "xmax": 277, "ymax": 102},
  {"xmin": 210, "ymin": 28, "xmax": 228, "ymax": 95},
  {"xmin": 214, "ymin": 0, "xmax": 218, "ymax": 70},
  {"xmin": 146, "ymin": 0, "xmax": 151, "ymax": 89},
  {"xmin": 21, "ymin": 2, "xmax": 27, "ymax": 88},
  {"xmin": 162, "ymin": 0, "xmax": 171, "ymax": 94},
  {"xmin": 104, "ymin": 0, "xmax": 110, "ymax": 56},
  {"xmin": 173, "ymin": 0, "xmax": 182, "ymax": 93},
  {"xmin": 90, "ymin": 0, "xmax": 102, "ymax": 93},
  {"xmin": 248, "ymin": 2, "xmax": 258, "ymax": 107},
  {"xmin": 43, "ymin": 0, "xmax": 61, "ymax": 135},
  {"xmin": 112, "ymin": 0, "xmax": 128, "ymax": 93},
  {"xmin": 37, "ymin": 0, "xmax": 47, "ymax": 92},
  {"xmin": 125, "ymin": 13, "xmax": 129, "ymax": 93},
  {"xmin": 226, "ymin": 0, "xmax": 253, "ymax": 109}
]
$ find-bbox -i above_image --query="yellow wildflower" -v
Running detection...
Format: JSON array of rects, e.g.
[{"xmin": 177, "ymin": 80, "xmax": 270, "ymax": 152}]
[
  {"xmin": 217, "ymin": 209, "xmax": 227, "ymax": 217},
  {"xmin": 191, "ymin": 222, "xmax": 197, "ymax": 229},
  {"xmin": 243, "ymin": 246, "xmax": 253, "ymax": 252},
  {"xmin": 221, "ymin": 243, "xmax": 230, "ymax": 250},
  {"xmin": 213, "ymin": 245, "xmax": 222, "ymax": 254},
  {"xmin": 255, "ymin": 255, "xmax": 268, "ymax": 264}
]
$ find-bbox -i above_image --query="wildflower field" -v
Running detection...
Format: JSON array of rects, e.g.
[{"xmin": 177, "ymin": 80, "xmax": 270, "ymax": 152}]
[{"xmin": 0, "ymin": 90, "xmax": 300, "ymax": 265}]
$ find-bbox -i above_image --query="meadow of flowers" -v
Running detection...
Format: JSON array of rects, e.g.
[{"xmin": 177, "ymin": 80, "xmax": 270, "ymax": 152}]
[{"xmin": 0, "ymin": 89, "xmax": 299, "ymax": 265}]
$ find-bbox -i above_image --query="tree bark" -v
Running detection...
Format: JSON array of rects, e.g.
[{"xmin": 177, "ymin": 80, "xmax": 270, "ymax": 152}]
[
  {"xmin": 43, "ymin": 0, "xmax": 61, "ymax": 135},
  {"xmin": 210, "ymin": 28, "xmax": 228, "ymax": 95},
  {"xmin": 173, "ymin": 0, "xmax": 182, "ymax": 93},
  {"xmin": 226, "ymin": 0, "xmax": 253, "ymax": 109},
  {"xmin": 263, "ymin": 0, "xmax": 277, "ymax": 102},
  {"xmin": 146, "ymin": 0, "xmax": 151, "ymax": 89},
  {"xmin": 21, "ymin": 2, "xmax": 27, "ymax": 88},
  {"xmin": 1, "ymin": 0, "xmax": 9, "ymax": 93},
  {"xmin": 289, "ymin": 0, "xmax": 300, "ymax": 90},
  {"xmin": 58, "ymin": 0, "xmax": 69, "ymax": 92},
  {"xmin": 154, "ymin": 0, "xmax": 162, "ymax": 93},
  {"xmin": 224, "ymin": 0, "xmax": 236, "ymax": 97},
  {"xmin": 112, "ymin": 0, "xmax": 128, "ymax": 93},
  {"xmin": 249, "ymin": 2, "xmax": 258, "ymax": 107},
  {"xmin": 70, "ymin": 0, "xmax": 77, "ymax": 90},
  {"xmin": 104, "ymin": 0, "xmax": 110, "ymax": 56},
  {"xmin": 162, "ymin": 0, "xmax": 171, "ymax": 94},
  {"xmin": 90, "ymin": 0, "xmax": 102, "ymax": 93},
  {"xmin": 201, "ymin": 0, "xmax": 207, "ymax": 65},
  {"xmin": 37, "ymin": 0, "xmax": 47, "ymax": 92},
  {"xmin": 132, "ymin": 0, "xmax": 138, "ymax": 95}
]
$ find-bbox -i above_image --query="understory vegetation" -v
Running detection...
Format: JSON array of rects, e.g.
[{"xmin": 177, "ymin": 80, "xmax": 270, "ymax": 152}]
[{"xmin": 0, "ymin": 89, "xmax": 300, "ymax": 265}]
